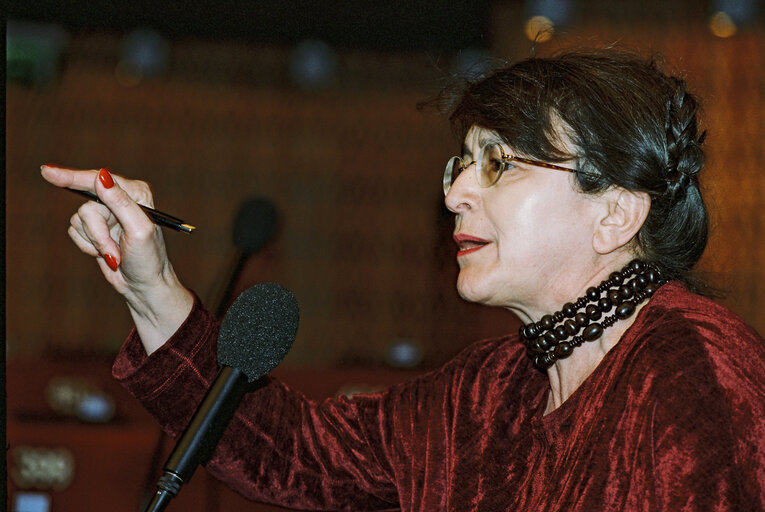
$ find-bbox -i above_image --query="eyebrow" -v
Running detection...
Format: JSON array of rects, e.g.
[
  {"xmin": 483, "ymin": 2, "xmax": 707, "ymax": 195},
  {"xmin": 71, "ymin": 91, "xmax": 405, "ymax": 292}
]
[
  {"xmin": 462, "ymin": 136, "xmax": 588, "ymax": 176},
  {"xmin": 462, "ymin": 135, "xmax": 505, "ymax": 159}
]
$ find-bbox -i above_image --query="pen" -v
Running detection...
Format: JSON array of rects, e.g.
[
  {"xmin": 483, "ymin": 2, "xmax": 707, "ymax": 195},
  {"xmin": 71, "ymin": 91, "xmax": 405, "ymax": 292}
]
[{"xmin": 66, "ymin": 188, "xmax": 196, "ymax": 233}]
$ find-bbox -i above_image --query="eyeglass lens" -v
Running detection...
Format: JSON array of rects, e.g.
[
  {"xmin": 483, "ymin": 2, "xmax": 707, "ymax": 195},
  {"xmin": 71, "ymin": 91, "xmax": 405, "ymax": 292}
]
[
  {"xmin": 478, "ymin": 143, "xmax": 505, "ymax": 187},
  {"xmin": 443, "ymin": 143, "xmax": 506, "ymax": 194},
  {"xmin": 443, "ymin": 156, "xmax": 463, "ymax": 195}
]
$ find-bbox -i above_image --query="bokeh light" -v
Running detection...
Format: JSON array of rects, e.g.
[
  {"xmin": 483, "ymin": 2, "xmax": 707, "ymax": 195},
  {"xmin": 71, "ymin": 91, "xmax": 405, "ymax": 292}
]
[
  {"xmin": 525, "ymin": 15, "xmax": 555, "ymax": 42},
  {"xmin": 709, "ymin": 11, "xmax": 738, "ymax": 37}
]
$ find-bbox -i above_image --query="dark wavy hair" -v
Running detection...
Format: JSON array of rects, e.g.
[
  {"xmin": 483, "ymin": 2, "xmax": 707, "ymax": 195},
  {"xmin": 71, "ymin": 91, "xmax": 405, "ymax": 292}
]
[{"xmin": 442, "ymin": 48, "xmax": 709, "ymax": 291}]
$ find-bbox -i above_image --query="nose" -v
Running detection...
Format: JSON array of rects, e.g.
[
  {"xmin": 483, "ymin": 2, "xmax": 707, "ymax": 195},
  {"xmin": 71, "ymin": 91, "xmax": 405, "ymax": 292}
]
[{"xmin": 444, "ymin": 160, "xmax": 479, "ymax": 214}]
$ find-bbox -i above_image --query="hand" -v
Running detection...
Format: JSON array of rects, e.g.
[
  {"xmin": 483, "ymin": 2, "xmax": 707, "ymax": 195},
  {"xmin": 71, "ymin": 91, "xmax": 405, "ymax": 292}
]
[
  {"xmin": 42, "ymin": 165, "xmax": 158, "ymax": 291},
  {"xmin": 41, "ymin": 164, "xmax": 194, "ymax": 354}
]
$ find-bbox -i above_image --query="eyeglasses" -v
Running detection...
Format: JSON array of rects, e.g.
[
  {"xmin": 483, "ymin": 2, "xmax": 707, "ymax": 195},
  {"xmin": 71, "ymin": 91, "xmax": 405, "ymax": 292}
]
[{"xmin": 443, "ymin": 141, "xmax": 582, "ymax": 196}]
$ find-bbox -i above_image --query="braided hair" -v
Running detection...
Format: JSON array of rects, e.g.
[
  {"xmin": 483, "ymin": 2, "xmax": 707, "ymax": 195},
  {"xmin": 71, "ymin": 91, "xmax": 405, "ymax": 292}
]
[{"xmin": 446, "ymin": 48, "xmax": 709, "ymax": 290}]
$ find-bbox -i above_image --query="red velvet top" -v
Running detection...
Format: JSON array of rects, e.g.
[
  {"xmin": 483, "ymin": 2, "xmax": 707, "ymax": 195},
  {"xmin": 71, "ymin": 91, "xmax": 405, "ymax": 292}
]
[{"xmin": 113, "ymin": 283, "xmax": 765, "ymax": 511}]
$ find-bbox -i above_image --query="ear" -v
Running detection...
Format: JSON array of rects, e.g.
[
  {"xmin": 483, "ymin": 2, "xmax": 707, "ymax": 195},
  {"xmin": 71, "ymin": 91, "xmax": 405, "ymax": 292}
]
[{"xmin": 592, "ymin": 188, "xmax": 651, "ymax": 254}]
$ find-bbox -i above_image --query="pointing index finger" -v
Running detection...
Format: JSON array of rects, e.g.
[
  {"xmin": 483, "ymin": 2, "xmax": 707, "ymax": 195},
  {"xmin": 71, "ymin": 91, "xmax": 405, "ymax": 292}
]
[
  {"xmin": 41, "ymin": 164, "xmax": 101, "ymax": 191},
  {"xmin": 42, "ymin": 164, "xmax": 193, "ymax": 233}
]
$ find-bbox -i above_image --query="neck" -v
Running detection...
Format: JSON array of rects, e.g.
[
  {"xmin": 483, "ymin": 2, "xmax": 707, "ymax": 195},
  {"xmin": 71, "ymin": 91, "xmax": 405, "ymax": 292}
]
[
  {"xmin": 517, "ymin": 259, "xmax": 666, "ymax": 414},
  {"xmin": 542, "ymin": 302, "xmax": 646, "ymax": 414}
]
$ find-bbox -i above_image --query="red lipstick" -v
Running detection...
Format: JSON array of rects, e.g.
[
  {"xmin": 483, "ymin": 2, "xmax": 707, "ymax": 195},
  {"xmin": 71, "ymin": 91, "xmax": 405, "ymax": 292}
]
[{"xmin": 453, "ymin": 234, "xmax": 491, "ymax": 257}]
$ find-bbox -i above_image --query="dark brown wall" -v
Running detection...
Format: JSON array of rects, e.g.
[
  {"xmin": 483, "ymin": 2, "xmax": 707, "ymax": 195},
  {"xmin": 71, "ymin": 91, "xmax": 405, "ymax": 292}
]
[{"xmin": 7, "ymin": 25, "xmax": 764, "ymax": 367}]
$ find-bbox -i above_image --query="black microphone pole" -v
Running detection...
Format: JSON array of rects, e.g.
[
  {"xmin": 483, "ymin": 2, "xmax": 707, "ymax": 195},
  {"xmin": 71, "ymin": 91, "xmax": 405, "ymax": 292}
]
[
  {"xmin": 214, "ymin": 197, "xmax": 279, "ymax": 319},
  {"xmin": 214, "ymin": 252, "xmax": 249, "ymax": 319},
  {"xmin": 144, "ymin": 368, "xmax": 265, "ymax": 512},
  {"xmin": 143, "ymin": 368, "xmax": 269, "ymax": 512}
]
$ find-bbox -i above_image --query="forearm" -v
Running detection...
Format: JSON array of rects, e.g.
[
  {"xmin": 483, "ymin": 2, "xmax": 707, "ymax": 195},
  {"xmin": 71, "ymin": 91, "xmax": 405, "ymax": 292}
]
[
  {"xmin": 203, "ymin": 381, "xmax": 399, "ymax": 510},
  {"xmin": 114, "ymin": 293, "xmax": 220, "ymax": 432},
  {"xmin": 123, "ymin": 264, "xmax": 195, "ymax": 355}
]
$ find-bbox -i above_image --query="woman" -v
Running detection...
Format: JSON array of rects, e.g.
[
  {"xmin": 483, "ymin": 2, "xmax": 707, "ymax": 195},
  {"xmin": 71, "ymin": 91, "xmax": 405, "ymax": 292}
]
[{"xmin": 41, "ymin": 48, "xmax": 764, "ymax": 510}]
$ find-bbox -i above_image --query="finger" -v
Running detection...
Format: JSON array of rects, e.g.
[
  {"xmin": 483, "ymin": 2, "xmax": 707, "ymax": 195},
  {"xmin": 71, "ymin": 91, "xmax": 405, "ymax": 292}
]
[
  {"xmin": 93, "ymin": 168, "xmax": 156, "ymax": 240},
  {"xmin": 41, "ymin": 164, "xmax": 154, "ymax": 207},
  {"xmin": 77, "ymin": 200, "xmax": 123, "ymax": 265},
  {"xmin": 68, "ymin": 223, "xmax": 100, "ymax": 258},
  {"xmin": 94, "ymin": 254, "xmax": 122, "ymax": 278},
  {"xmin": 41, "ymin": 164, "xmax": 102, "ymax": 191},
  {"xmin": 69, "ymin": 218, "xmax": 121, "ymax": 273}
]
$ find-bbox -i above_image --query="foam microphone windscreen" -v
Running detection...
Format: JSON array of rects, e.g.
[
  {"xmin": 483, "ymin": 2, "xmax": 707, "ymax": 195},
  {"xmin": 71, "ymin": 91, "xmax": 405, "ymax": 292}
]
[
  {"xmin": 232, "ymin": 197, "xmax": 279, "ymax": 255},
  {"xmin": 217, "ymin": 283, "xmax": 299, "ymax": 383}
]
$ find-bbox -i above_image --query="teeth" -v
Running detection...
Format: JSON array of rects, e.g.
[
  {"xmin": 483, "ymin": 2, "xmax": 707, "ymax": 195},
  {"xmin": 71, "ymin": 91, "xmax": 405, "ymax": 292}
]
[{"xmin": 461, "ymin": 241, "xmax": 488, "ymax": 249}]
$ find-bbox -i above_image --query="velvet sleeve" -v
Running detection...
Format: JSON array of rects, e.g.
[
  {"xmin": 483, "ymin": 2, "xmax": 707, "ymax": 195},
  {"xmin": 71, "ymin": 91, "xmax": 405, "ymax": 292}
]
[
  {"xmin": 112, "ymin": 293, "xmax": 221, "ymax": 436},
  {"xmin": 646, "ymin": 307, "xmax": 765, "ymax": 511},
  {"xmin": 112, "ymin": 293, "xmax": 443, "ymax": 510}
]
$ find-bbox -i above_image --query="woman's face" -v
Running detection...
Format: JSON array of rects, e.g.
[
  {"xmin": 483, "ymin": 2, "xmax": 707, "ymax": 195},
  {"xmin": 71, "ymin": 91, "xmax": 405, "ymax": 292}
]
[{"xmin": 445, "ymin": 126, "xmax": 603, "ymax": 318}]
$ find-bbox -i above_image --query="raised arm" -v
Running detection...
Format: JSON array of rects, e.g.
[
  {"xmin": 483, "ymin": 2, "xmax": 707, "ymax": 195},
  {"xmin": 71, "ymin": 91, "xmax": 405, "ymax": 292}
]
[{"xmin": 41, "ymin": 165, "xmax": 194, "ymax": 355}]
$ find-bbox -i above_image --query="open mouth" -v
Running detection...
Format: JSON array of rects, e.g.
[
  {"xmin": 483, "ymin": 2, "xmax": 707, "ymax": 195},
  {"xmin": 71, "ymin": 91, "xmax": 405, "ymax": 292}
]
[{"xmin": 454, "ymin": 234, "xmax": 491, "ymax": 256}]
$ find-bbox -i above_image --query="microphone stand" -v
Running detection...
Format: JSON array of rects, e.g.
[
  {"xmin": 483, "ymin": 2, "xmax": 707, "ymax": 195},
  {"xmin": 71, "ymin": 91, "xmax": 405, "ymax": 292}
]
[
  {"xmin": 214, "ymin": 251, "xmax": 250, "ymax": 319},
  {"xmin": 138, "ymin": 252, "xmax": 250, "ymax": 512},
  {"xmin": 143, "ymin": 369, "xmax": 267, "ymax": 512}
]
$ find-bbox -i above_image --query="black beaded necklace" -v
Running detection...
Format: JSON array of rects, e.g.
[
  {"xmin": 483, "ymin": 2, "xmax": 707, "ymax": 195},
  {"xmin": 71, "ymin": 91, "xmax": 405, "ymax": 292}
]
[{"xmin": 520, "ymin": 259, "xmax": 666, "ymax": 371}]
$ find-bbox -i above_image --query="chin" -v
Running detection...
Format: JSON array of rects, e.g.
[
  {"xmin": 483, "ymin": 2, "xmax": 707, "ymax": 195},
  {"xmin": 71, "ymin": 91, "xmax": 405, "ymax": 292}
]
[
  {"xmin": 456, "ymin": 265, "xmax": 521, "ymax": 309},
  {"xmin": 456, "ymin": 272, "xmax": 495, "ymax": 306}
]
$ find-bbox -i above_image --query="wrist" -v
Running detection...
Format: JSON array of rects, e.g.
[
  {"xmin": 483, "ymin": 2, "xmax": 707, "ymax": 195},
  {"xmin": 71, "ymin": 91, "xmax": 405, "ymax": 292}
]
[{"xmin": 124, "ymin": 267, "xmax": 194, "ymax": 355}]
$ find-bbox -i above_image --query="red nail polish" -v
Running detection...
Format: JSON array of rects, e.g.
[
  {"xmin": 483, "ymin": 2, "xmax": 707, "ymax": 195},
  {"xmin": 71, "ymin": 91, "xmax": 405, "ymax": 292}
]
[
  {"xmin": 98, "ymin": 168, "xmax": 115, "ymax": 189},
  {"xmin": 103, "ymin": 253, "xmax": 119, "ymax": 271},
  {"xmin": 43, "ymin": 163, "xmax": 76, "ymax": 170}
]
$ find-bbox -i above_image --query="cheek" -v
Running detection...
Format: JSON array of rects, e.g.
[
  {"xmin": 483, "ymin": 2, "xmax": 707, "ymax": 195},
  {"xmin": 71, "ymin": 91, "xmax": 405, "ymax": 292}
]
[
  {"xmin": 488, "ymin": 190, "xmax": 546, "ymax": 249},
  {"xmin": 491, "ymin": 189, "xmax": 594, "ymax": 264}
]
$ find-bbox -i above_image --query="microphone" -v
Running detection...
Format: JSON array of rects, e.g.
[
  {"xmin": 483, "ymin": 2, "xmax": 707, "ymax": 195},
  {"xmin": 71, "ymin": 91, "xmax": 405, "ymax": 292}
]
[
  {"xmin": 144, "ymin": 283, "xmax": 299, "ymax": 512},
  {"xmin": 233, "ymin": 197, "xmax": 280, "ymax": 256},
  {"xmin": 215, "ymin": 197, "xmax": 280, "ymax": 318}
]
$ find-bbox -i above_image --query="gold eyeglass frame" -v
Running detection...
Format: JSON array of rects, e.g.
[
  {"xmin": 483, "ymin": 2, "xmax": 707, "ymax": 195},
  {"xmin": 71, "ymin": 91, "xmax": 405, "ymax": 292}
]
[{"xmin": 443, "ymin": 142, "xmax": 589, "ymax": 196}]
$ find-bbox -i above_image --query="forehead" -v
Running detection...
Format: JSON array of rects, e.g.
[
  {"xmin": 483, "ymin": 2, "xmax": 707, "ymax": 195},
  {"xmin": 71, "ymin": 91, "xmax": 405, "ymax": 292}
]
[
  {"xmin": 462, "ymin": 126, "xmax": 505, "ymax": 156},
  {"xmin": 463, "ymin": 122, "xmax": 578, "ymax": 159}
]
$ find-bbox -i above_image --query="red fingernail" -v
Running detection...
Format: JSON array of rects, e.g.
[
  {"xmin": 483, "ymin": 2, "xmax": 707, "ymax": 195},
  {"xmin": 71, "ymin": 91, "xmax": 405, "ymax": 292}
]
[
  {"xmin": 43, "ymin": 163, "xmax": 75, "ymax": 170},
  {"xmin": 103, "ymin": 253, "xmax": 119, "ymax": 271},
  {"xmin": 98, "ymin": 168, "xmax": 115, "ymax": 189}
]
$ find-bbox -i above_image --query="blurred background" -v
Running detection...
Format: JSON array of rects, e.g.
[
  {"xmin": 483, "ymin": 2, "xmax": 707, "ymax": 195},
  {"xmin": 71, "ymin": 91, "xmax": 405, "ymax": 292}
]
[{"xmin": 6, "ymin": 0, "xmax": 764, "ymax": 510}]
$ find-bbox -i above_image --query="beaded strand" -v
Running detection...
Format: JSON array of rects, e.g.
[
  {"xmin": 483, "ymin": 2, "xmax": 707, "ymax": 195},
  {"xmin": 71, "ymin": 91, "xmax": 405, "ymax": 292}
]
[{"xmin": 519, "ymin": 260, "xmax": 666, "ymax": 370}]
